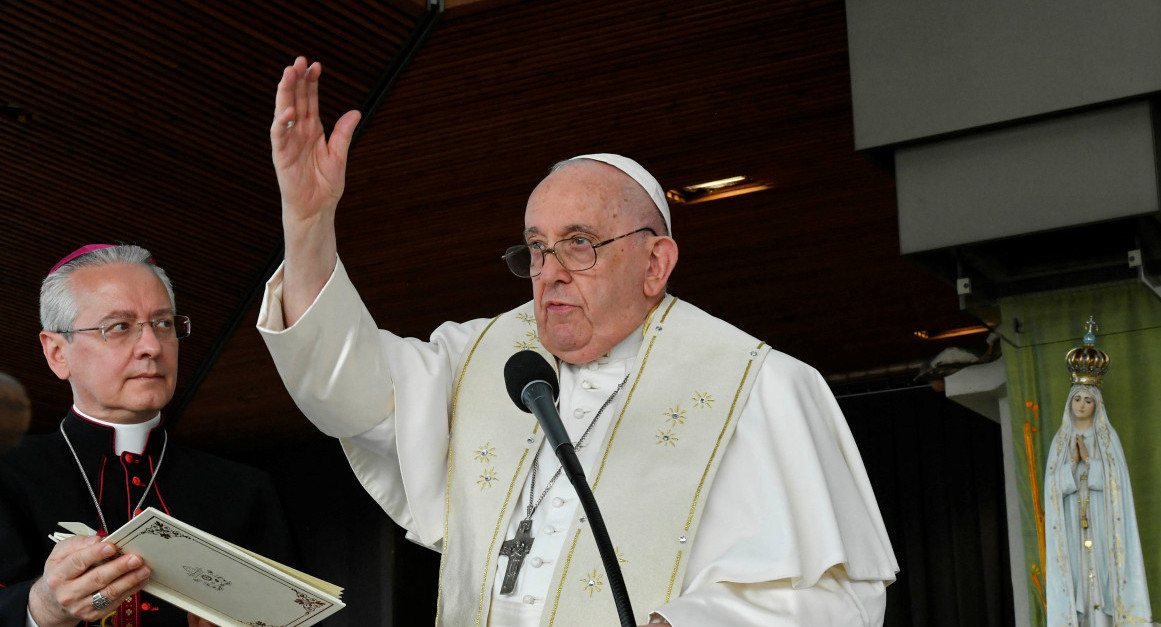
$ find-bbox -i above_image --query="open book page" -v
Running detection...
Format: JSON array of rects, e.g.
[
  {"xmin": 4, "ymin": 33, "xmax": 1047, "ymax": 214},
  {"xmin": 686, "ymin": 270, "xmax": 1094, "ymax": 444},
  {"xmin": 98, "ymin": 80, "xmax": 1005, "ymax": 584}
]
[{"xmin": 53, "ymin": 508, "xmax": 344, "ymax": 627}]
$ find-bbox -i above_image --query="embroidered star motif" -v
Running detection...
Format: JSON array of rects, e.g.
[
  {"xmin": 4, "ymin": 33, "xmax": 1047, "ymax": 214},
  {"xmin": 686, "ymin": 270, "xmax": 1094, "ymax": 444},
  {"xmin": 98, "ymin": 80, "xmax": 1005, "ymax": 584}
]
[
  {"xmin": 580, "ymin": 570, "xmax": 604, "ymax": 597},
  {"xmin": 656, "ymin": 429, "xmax": 679, "ymax": 447},
  {"xmin": 517, "ymin": 312, "xmax": 535, "ymax": 325},
  {"xmin": 691, "ymin": 391, "xmax": 714, "ymax": 409},
  {"xmin": 477, "ymin": 467, "xmax": 499, "ymax": 489},
  {"xmin": 474, "ymin": 443, "xmax": 496, "ymax": 463},
  {"xmin": 663, "ymin": 405, "xmax": 686, "ymax": 426},
  {"xmin": 514, "ymin": 330, "xmax": 540, "ymax": 350}
]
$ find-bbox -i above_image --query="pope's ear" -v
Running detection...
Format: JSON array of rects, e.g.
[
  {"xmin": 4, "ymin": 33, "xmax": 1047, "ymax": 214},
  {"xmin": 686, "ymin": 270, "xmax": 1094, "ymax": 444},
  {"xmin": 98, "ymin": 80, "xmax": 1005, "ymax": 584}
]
[
  {"xmin": 40, "ymin": 331, "xmax": 71, "ymax": 381},
  {"xmin": 643, "ymin": 236, "xmax": 678, "ymax": 298}
]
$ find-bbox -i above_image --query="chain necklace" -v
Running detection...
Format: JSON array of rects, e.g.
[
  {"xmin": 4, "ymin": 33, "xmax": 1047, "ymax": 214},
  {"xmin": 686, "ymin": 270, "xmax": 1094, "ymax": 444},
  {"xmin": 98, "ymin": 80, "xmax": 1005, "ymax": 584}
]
[
  {"xmin": 60, "ymin": 419, "xmax": 168, "ymax": 534},
  {"xmin": 525, "ymin": 371, "xmax": 631, "ymax": 519},
  {"xmin": 498, "ymin": 370, "xmax": 632, "ymax": 595}
]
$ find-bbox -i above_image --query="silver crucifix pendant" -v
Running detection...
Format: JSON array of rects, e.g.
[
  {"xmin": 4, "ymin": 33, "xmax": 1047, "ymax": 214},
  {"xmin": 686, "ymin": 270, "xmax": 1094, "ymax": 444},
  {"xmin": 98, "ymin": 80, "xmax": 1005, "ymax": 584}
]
[{"xmin": 498, "ymin": 519, "xmax": 535, "ymax": 594}]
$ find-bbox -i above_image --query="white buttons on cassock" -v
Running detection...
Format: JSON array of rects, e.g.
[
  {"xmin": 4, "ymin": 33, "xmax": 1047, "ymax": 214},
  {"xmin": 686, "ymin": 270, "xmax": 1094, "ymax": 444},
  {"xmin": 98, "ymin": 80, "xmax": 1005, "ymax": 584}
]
[
  {"xmin": 530, "ymin": 556, "xmax": 544, "ymax": 568},
  {"xmin": 573, "ymin": 408, "xmax": 586, "ymax": 419},
  {"xmin": 551, "ymin": 496, "xmax": 565, "ymax": 507},
  {"xmin": 581, "ymin": 380, "xmax": 594, "ymax": 389}
]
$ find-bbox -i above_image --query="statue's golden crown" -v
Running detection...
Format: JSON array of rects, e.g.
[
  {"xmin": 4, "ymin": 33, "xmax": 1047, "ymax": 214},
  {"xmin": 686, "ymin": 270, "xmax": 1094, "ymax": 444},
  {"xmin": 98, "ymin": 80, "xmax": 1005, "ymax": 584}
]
[{"xmin": 1066, "ymin": 317, "xmax": 1109, "ymax": 386}]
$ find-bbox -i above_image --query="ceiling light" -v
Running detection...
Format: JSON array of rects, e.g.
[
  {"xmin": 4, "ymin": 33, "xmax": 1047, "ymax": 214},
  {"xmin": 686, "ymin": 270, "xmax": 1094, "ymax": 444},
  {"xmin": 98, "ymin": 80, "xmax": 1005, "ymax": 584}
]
[{"xmin": 666, "ymin": 176, "xmax": 772, "ymax": 204}]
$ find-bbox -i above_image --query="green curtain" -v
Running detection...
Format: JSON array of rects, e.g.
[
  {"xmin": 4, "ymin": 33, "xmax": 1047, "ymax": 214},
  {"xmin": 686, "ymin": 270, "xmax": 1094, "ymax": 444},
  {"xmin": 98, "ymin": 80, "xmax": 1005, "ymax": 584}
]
[{"xmin": 1001, "ymin": 279, "xmax": 1161, "ymax": 626}]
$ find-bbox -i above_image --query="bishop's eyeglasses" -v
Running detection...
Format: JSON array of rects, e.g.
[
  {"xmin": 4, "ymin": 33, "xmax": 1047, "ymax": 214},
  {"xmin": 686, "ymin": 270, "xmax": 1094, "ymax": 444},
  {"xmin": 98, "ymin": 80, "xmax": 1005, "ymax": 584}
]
[
  {"xmin": 502, "ymin": 227, "xmax": 656, "ymax": 278},
  {"xmin": 56, "ymin": 315, "xmax": 192, "ymax": 345}
]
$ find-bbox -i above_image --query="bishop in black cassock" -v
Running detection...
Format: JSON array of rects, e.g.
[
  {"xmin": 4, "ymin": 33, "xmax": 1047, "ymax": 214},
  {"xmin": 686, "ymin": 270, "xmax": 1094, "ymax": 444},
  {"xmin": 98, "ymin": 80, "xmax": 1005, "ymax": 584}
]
[{"xmin": 0, "ymin": 410, "xmax": 297, "ymax": 626}]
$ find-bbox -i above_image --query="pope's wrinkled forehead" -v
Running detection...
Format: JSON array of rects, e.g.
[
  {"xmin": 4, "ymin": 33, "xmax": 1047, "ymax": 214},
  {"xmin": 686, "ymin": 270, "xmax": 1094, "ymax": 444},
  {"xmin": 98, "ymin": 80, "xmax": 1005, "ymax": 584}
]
[
  {"xmin": 567, "ymin": 153, "xmax": 670, "ymax": 234},
  {"xmin": 529, "ymin": 154, "xmax": 673, "ymax": 238}
]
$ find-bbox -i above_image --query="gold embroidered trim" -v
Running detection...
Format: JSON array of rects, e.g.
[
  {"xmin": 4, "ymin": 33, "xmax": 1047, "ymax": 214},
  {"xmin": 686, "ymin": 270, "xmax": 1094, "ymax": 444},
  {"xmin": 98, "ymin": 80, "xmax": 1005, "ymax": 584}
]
[
  {"xmin": 590, "ymin": 297, "xmax": 678, "ymax": 490},
  {"xmin": 640, "ymin": 295, "xmax": 676, "ymax": 337},
  {"xmin": 437, "ymin": 313, "xmax": 500, "ymax": 627},
  {"xmin": 658, "ymin": 296, "xmax": 679, "ymax": 324},
  {"xmin": 476, "ymin": 447, "xmax": 533, "ymax": 623},
  {"xmin": 549, "ymin": 528, "xmax": 586, "ymax": 626},
  {"xmin": 593, "ymin": 335, "xmax": 656, "ymax": 491},
  {"xmin": 683, "ymin": 343, "xmax": 763, "ymax": 532},
  {"xmin": 549, "ymin": 298, "xmax": 679, "ymax": 623},
  {"xmin": 666, "ymin": 551, "xmax": 683, "ymax": 603}
]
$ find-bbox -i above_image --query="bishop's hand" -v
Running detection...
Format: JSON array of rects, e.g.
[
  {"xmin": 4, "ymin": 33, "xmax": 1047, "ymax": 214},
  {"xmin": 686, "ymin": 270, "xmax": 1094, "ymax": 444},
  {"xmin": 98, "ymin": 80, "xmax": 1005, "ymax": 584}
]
[{"xmin": 28, "ymin": 535, "xmax": 151, "ymax": 627}]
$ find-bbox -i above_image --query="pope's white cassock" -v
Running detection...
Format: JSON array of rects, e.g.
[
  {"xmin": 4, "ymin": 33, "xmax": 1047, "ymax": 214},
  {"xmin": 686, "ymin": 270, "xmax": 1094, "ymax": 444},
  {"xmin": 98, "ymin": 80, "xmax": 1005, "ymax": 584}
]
[{"xmin": 258, "ymin": 257, "xmax": 898, "ymax": 626}]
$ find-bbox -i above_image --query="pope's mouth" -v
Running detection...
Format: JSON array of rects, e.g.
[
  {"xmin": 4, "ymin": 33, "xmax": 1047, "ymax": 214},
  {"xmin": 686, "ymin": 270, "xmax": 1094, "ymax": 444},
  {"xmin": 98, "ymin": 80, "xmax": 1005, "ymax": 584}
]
[{"xmin": 543, "ymin": 298, "xmax": 581, "ymax": 312}]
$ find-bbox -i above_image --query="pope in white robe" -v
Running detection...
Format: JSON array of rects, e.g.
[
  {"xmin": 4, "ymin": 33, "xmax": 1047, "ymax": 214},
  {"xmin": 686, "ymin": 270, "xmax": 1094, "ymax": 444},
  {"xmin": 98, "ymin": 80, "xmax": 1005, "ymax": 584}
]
[{"xmin": 260, "ymin": 56, "xmax": 898, "ymax": 626}]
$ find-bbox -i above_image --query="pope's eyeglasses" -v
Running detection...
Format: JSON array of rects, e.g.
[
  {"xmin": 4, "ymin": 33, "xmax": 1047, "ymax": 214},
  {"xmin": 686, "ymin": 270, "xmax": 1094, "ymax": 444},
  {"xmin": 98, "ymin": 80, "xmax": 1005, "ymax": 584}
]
[{"xmin": 502, "ymin": 227, "xmax": 656, "ymax": 278}]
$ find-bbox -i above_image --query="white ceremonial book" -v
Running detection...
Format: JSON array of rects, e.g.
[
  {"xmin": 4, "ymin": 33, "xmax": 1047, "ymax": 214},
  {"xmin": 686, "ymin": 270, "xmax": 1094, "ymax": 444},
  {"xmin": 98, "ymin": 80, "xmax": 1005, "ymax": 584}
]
[{"xmin": 50, "ymin": 507, "xmax": 344, "ymax": 627}]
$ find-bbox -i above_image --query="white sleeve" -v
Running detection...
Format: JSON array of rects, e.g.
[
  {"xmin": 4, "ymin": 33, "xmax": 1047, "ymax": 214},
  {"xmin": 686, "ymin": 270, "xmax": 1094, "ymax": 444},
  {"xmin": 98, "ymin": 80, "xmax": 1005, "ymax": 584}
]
[
  {"xmin": 257, "ymin": 256, "xmax": 488, "ymax": 547},
  {"xmin": 654, "ymin": 351, "xmax": 897, "ymax": 624},
  {"xmin": 653, "ymin": 567, "xmax": 886, "ymax": 626}
]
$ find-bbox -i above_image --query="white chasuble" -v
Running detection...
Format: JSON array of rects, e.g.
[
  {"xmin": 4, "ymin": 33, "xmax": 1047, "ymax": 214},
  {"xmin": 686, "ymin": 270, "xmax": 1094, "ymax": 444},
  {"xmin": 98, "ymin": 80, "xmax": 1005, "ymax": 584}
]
[{"xmin": 438, "ymin": 295, "xmax": 768, "ymax": 626}]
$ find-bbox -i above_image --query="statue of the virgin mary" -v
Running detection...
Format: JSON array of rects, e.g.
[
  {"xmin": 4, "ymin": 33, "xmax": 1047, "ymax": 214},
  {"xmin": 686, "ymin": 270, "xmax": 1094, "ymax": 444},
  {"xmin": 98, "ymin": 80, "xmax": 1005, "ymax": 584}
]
[{"xmin": 1044, "ymin": 318, "xmax": 1151, "ymax": 626}]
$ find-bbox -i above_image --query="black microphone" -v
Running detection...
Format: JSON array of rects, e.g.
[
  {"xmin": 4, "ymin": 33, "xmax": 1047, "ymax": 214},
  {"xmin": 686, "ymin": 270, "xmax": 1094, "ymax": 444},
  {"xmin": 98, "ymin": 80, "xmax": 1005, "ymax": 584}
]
[
  {"xmin": 504, "ymin": 349, "xmax": 568, "ymax": 454},
  {"xmin": 503, "ymin": 350, "xmax": 635, "ymax": 627}
]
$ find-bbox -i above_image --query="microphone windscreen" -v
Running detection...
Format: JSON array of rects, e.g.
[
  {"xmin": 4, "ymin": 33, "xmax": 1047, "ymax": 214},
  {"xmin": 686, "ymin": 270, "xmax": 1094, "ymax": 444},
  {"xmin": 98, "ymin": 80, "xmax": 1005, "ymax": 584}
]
[{"xmin": 504, "ymin": 350, "xmax": 560, "ymax": 412}]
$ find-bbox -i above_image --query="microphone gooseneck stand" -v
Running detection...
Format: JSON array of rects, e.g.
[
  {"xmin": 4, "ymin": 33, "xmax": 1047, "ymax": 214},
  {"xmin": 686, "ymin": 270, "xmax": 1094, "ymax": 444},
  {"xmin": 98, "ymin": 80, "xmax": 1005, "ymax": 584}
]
[
  {"xmin": 504, "ymin": 350, "xmax": 636, "ymax": 627},
  {"xmin": 552, "ymin": 442, "xmax": 636, "ymax": 627}
]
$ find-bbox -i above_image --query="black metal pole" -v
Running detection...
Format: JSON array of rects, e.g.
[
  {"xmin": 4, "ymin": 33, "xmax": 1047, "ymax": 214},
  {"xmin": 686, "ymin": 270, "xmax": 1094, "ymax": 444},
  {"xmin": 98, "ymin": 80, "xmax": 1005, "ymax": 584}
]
[{"xmin": 556, "ymin": 445, "xmax": 636, "ymax": 627}]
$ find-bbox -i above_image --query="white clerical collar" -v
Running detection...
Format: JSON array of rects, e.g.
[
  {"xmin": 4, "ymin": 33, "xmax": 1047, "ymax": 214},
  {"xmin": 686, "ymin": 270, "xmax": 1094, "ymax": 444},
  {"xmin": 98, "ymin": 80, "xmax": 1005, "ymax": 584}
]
[
  {"xmin": 72, "ymin": 405, "xmax": 161, "ymax": 456},
  {"xmin": 610, "ymin": 324, "xmax": 644, "ymax": 361},
  {"xmin": 570, "ymin": 323, "xmax": 643, "ymax": 370}
]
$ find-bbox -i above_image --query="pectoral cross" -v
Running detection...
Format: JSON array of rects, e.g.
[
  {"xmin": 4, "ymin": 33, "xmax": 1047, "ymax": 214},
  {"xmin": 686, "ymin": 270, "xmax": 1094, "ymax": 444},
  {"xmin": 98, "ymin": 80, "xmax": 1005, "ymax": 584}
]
[{"xmin": 498, "ymin": 519, "xmax": 535, "ymax": 595}]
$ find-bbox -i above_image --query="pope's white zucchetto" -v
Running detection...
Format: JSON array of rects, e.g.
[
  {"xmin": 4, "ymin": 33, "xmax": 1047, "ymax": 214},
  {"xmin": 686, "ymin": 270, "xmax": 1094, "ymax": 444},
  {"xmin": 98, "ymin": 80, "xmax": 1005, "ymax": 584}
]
[{"xmin": 568, "ymin": 153, "xmax": 671, "ymax": 235}]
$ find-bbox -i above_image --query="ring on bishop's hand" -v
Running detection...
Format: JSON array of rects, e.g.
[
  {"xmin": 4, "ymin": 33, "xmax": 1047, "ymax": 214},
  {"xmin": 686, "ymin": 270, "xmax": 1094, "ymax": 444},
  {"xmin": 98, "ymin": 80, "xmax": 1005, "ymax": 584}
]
[
  {"xmin": 286, "ymin": 120, "xmax": 295, "ymax": 129},
  {"xmin": 91, "ymin": 591, "xmax": 113, "ymax": 610}
]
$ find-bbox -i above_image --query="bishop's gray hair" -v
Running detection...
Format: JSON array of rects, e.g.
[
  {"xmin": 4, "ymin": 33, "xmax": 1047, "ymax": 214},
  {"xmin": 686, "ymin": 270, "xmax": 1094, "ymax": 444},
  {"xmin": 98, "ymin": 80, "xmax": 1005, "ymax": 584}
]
[{"xmin": 40, "ymin": 245, "xmax": 175, "ymax": 336}]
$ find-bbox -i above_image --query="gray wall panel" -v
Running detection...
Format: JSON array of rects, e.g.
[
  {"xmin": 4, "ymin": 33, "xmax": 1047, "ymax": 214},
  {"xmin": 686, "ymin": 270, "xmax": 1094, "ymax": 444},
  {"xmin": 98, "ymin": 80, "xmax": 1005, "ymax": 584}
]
[
  {"xmin": 847, "ymin": 0, "xmax": 1161, "ymax": 149},
  {"xmin": 896, "ymin": 101, "xmax": 1159, "ymax": 254}
]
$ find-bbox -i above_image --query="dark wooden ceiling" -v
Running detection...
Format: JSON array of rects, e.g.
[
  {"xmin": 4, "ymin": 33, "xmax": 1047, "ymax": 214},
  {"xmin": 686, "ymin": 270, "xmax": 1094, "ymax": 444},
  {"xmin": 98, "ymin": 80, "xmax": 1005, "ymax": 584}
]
[{"xmin": 1, "ymin": 0, "xmax": 982, "ymax": 453}]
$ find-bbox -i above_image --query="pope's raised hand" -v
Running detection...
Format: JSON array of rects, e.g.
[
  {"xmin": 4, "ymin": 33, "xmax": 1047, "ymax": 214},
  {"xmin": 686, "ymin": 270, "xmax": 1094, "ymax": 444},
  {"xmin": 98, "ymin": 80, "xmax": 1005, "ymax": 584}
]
[
  {"xmin": 270, "ymin": 56, "xmax": 362, "ymax": 230},
  {"xmin": 271, "ymin": 57, "xmax": 362, "ymax": 324}
]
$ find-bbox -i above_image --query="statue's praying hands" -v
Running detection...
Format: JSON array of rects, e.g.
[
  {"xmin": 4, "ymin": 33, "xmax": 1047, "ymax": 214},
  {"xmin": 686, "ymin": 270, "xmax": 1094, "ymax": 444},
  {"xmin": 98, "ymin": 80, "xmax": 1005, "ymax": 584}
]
[{"xmin": 1070, "ymin": 433, "xmax": 1089, "ymax": 463}]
